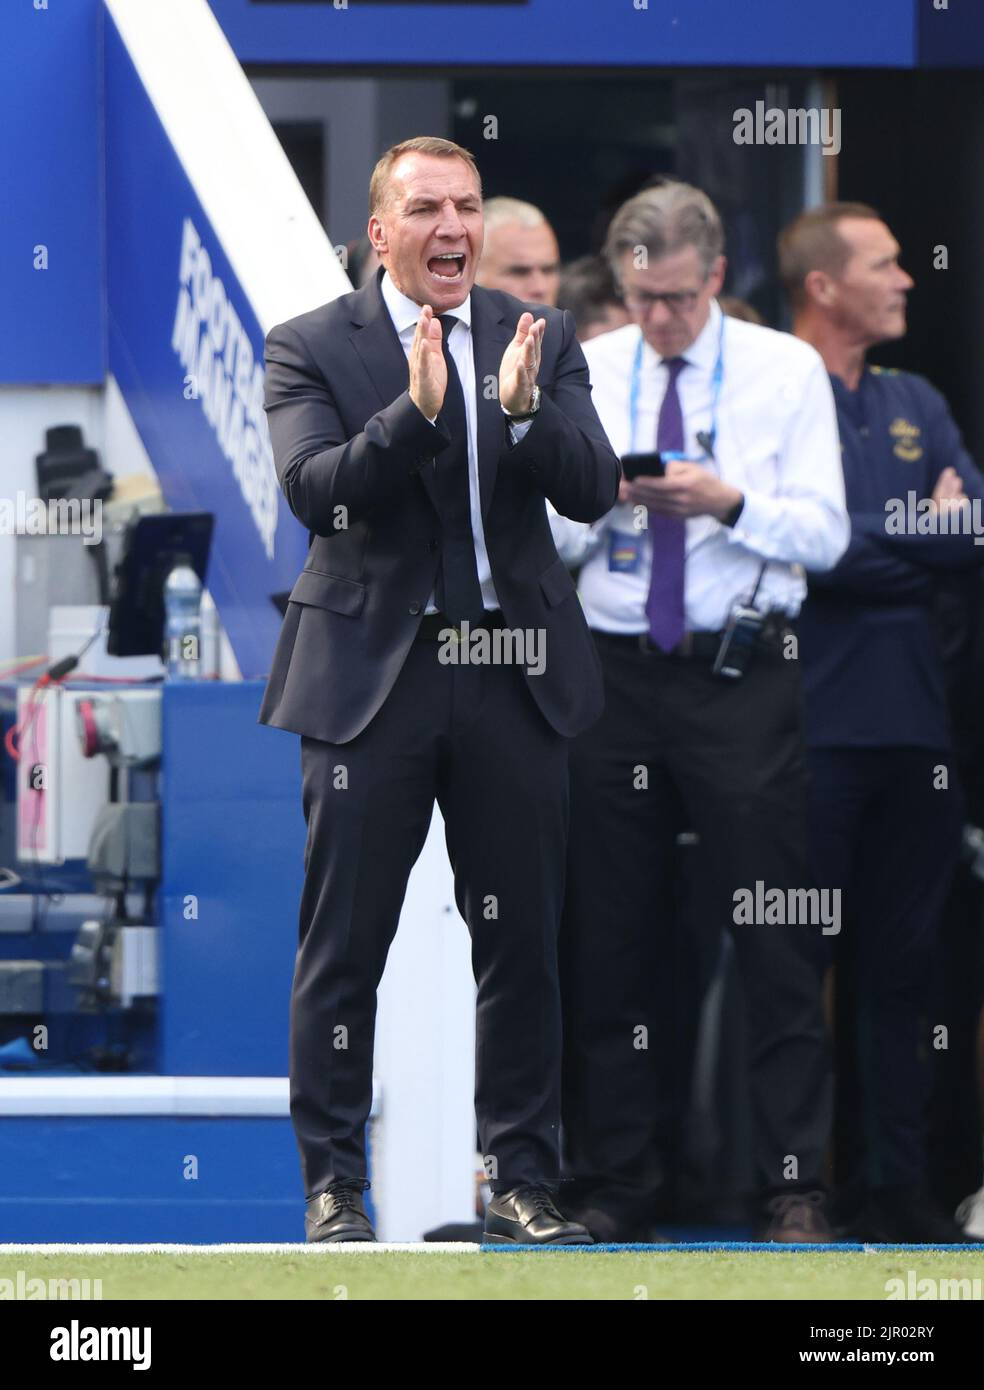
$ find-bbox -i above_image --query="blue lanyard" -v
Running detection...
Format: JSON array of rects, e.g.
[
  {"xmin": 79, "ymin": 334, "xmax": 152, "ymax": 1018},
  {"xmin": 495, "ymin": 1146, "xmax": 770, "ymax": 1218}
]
[{"xmin": 628, "ymin": 309, "xmax": 726, "ymax": 458}]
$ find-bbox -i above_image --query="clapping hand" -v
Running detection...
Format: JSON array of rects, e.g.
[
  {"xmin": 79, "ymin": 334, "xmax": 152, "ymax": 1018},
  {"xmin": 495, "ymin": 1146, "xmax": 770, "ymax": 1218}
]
[
  {"xmin": 409, "ymin": 305, "xmax": 448, "ymax": 421},
  {"xmin": 499, "ymin": 312, "xmax": 545, "ymax": 415}
]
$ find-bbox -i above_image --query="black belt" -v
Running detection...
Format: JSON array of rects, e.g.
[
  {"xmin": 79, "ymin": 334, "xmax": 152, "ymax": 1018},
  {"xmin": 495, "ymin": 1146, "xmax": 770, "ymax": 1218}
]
[
  {"xmin": 415, "ymin": 609, "xmax": 509, "ymax": 641},
  {"xmin": 593, "ymin": 614, "xmax": 793, "ymax": 660}
]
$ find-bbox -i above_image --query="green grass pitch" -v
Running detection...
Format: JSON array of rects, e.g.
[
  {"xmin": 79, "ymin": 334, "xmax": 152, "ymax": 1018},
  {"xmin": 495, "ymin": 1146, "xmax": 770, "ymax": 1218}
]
[{"xmin": 2, "ymin": 1250, "xmax": 983, "ymax": 1300}]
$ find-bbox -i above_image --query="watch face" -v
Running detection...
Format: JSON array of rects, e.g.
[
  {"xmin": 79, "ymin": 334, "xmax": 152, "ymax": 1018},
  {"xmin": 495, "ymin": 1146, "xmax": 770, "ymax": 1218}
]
[{"xmin": 506, "ymin": 386, "xmax": 540, "ymax": 420}]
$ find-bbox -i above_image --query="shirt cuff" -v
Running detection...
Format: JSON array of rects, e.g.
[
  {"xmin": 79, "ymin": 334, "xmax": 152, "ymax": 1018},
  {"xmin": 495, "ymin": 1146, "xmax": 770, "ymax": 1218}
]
[
  {"xmin": 721, "ymin": 493, "xmax": 745, "ymax": 529},
  {"xmin": 508, "ymin": 419, "xmax": 534, "ymax": 445},
  {"xmin": 724, "ymin": 487, "xmax": 770, "ymax": 549}
]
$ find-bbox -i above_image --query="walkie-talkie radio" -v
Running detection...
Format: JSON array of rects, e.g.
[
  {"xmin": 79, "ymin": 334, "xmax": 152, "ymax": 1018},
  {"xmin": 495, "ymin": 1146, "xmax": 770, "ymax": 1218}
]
[{"xmin": 712, "ymin": 563, "xmax": 769, "ymax": 680}]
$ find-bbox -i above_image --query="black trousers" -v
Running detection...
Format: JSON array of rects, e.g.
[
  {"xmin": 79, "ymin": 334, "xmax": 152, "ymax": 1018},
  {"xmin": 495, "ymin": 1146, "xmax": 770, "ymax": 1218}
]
[
  {"xmin": 928, "ymin": 862, "xmax": 984, "ymax": 1209},
  {"xmin": 807, "ymin": 746, "xmax": 964, "ymax": 1192},
  {"xmin": 291, "ymin": 637, "xmax": 569, "ymax": 1199},
  {"xmin": 560, "ymin": 632, "xmax": 833, "ymax": 1205}
]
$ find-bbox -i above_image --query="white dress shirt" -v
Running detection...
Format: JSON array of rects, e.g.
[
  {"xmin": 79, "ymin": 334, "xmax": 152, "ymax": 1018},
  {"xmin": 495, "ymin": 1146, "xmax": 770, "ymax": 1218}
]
[
  {"xmin": 549, "ymin": 299, "xmax": 849, "ymax": 633},
  {"xmin": 382, "ymin": 270, "xmax": 518, "ymax": 614}
]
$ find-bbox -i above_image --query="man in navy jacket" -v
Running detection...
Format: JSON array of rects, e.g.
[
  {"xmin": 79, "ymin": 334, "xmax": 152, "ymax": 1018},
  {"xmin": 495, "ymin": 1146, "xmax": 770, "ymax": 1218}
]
[{"xmin": 781, "ymin": 202, "xmax": 984, "ymax": 1243}]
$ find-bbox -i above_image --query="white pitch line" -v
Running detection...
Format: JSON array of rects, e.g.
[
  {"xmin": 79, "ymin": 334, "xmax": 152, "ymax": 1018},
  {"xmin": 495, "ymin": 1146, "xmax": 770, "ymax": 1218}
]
[{"xmin": 0, "ymin": 1243, "xmax": 480, "ymax": 1255}]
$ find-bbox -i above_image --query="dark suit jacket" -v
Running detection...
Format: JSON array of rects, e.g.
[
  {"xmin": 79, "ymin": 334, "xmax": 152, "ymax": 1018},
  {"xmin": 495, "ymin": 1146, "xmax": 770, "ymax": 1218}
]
[{"xmin": 257, "ymin": 272, "xmax": 620, "ymax": 744}]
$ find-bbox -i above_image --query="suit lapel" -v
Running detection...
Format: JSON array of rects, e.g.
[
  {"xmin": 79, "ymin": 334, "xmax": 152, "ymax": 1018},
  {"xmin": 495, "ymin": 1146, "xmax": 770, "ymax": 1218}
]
[
  {"xmin": 470, "ymin": 288, "xmax": 513, "ymax": 522},
  {"xmin": 348, "ymin": 275, "xmax": 512, "ymax": 521},
  {"xmin": 349, "ymin": 271, "xmax": 440, "ymax": 513},
  {"xmin": 349, "ymin": 272, "xmax": 412, "ymax": 411}
]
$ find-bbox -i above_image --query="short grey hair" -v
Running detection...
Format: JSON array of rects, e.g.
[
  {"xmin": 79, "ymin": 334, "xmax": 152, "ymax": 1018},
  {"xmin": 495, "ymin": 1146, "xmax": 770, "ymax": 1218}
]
[
  {"xmin": 482, "ymin": 196, "xmax": 550, "ymax": 235},
  {"xmin": 604, "ymin": 181, "xmax": 724, "ymax": 279}
]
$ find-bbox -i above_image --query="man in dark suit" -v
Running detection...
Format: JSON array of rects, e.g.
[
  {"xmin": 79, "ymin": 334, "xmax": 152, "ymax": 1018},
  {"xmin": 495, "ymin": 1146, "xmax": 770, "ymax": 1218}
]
[{"xmin": 258, "ymin": 136, "xmax": 620, "ymax": 1244}]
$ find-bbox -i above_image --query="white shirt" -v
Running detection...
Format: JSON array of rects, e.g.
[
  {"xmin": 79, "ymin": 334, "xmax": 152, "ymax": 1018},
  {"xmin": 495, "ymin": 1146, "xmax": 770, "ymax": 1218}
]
[
  {"xmin": 381, "ymin": 271, "xmax": 506, "ymax": 613},
  {"xmin": 549, "ymin": 299, "xmax": 849, "ymax": 633}
]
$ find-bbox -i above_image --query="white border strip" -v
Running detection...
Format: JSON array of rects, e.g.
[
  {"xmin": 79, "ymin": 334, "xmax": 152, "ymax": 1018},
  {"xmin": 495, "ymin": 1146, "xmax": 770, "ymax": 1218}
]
[
  {"xmin": 0, "ymin": 1076, "xmax": 381, "ymax": 1117},
  {"xmin": 102, "ymin": 0, "xmax": 351, "ymax": 332},
  {"xmin": 0, "ymin": 1244, "xmax": 478, "ymax": 1255},
  {"xmin": 0, "ymin": 1076, "xmax": 288, "ymax": 1116}
]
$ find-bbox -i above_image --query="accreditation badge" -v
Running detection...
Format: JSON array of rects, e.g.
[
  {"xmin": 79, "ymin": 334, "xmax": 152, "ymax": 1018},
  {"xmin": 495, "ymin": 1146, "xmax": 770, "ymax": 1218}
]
[{"xmin": 608, "ymin": 529, "xmax": 644, "ymax": 574}]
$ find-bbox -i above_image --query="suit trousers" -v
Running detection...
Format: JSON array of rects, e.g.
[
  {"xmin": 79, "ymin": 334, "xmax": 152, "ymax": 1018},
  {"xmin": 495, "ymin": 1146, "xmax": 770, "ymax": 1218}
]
[
  {"xmin": 560, "ymin": 632, "xmax": 833, "ymax": 1205},
  {"xmin": 807, "ymin": 746, "xmax": 964, "ymax": 1192},
  {"xmin": 291, "ymin": 635, "xmax": 569, "ymax": 1199}
]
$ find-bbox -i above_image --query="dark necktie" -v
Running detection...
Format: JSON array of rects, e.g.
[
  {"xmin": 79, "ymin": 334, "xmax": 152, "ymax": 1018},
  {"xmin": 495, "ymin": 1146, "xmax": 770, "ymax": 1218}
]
[
  {"xmin": 433, "ymin": 315, "xmax": 485, "ymax": 625},
  {"xmin": 645, "ymin": 356, "xmax": 687, "ymax": 652}
]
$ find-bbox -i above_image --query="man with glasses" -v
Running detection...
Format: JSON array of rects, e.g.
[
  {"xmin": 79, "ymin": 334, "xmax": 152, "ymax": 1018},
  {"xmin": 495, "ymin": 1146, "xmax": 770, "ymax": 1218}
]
[{"xmin": 550, "ymin": 180, "xmax": 849, "ymax": 1242}]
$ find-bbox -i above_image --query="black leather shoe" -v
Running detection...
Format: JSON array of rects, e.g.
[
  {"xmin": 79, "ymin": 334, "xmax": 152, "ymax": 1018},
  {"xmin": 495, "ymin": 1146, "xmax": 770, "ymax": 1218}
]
[
  {"xmin": 483, "ymin": 1184, "xmax": 594, "ymax": 1245},
  {"xmin": 755, "ymin": 1190, "xmax": 833, "ymax": 1243},
  {"xmin": 305, "ymin": 1180, "xmax": 376, "ymax": 1243},
  {"xmin": 563, "ymin": 1180, "xmax": 667, "ymax": 1243}
]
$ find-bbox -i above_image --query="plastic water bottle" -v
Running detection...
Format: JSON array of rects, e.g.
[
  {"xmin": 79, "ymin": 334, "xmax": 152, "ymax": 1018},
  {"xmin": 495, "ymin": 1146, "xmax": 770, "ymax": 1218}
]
[{"xmin": 164, "ymin": 553, "xmax": 202, "ymax": 680}]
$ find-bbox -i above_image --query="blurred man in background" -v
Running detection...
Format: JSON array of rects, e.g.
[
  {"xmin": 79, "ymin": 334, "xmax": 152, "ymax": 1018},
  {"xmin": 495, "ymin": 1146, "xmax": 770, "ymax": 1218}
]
[
  {"xmin": 346, "ymin": 234, "xmax": 382, "ymax": 288},
  {"xmin": 553, "ymin": 180, "xmax": 849, "ymax": 1243},
  {"xmin": 718, "ymin": 295, "xmax": 764, "ymax": 326},
  {"xmin": 477, "ymin": 196, "xmax": 561, "ymax": 306},
  {"xmin": 557, "ymin": 254, "xmax": 631, "ymax": 341},
  {"xmin": 782, "ymin": 201, "xmax": 984, "ymax": 1243}
]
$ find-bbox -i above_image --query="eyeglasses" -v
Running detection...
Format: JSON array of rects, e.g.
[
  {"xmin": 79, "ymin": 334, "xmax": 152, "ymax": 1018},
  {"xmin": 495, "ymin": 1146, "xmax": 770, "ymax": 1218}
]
[{"xmin": 620, "ymin": 287, "xmax": 704, "ymax": 316}]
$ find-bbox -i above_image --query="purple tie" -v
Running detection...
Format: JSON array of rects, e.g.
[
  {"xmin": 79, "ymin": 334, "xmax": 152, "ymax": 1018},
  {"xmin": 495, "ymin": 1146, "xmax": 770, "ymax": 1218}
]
[{"xmin": 645, "ymin": 357, "xmax": 687, "ymax": 652}]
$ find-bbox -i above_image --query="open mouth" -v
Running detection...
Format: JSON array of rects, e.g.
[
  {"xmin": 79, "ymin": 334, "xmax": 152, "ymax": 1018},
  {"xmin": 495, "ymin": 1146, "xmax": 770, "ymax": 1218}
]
[{"xmin": 427, "ymin": 252, "xmax": 466, "ymax": 282}]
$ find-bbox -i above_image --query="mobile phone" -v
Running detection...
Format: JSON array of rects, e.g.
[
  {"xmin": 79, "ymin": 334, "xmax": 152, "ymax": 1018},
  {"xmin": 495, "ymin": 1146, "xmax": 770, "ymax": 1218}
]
[{"xmin": 620, "ymin": 451, "xmax": 665, "ymax": 481}]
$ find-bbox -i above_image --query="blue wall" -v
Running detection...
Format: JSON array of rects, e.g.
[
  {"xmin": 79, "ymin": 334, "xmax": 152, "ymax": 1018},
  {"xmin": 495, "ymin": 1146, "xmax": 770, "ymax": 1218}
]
[
  {"xmin": 919, "ymin": 0, "xmax": 984, "ymax": 66},
  {"xmin": 0, "ymin": 0, "xmax": 104, "ymax": 384},
  {"xmin": 0, "ymin": 1117, "xmax": 305, "ymax": 1241},
  {"xmin": 159, "ymin": 681, "xmax": 304, "ymax": 1076},
  {"xmin": 209, "ymin": 0, "xmax": 920, "ymax": 68},
  {"xmin": 102, "ymin": 9, "xmax": 310, "ymax": 676},
  {"xmin": 0, "ymin": 0, "xmax": 979, "ymax": 388}
]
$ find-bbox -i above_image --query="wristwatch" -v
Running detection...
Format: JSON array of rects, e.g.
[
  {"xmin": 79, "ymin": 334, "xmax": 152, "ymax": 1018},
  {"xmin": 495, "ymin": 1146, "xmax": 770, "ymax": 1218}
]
[{"xmin": 503, "ymin": 385, "xmax": 541, "ymax": 423}]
